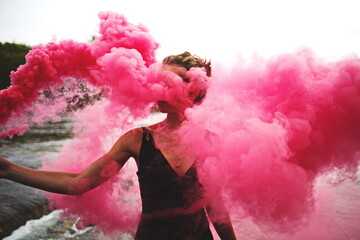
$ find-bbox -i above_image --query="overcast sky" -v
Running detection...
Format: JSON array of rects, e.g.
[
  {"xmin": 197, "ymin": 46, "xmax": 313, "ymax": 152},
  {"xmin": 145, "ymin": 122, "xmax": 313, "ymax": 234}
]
[{"xmin": 1, "ymin": 0, "xmax": 360, "ymax": 62}]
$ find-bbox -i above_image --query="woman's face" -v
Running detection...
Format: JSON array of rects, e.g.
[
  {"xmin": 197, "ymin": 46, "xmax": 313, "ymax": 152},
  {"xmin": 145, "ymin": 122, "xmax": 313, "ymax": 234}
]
[{"xmin": 156, "ymin": 64, "xmax": 194, "ymax": 114}]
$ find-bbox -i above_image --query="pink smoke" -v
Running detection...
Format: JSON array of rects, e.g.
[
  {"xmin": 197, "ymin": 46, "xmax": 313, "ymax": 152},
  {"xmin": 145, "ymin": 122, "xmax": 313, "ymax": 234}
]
[
  {"xmin": 0, "ymin": 12, "xmax": 160, "ymax": 134},
  {"xmin": 1, "ymin": 11, "xmax": 360, "ymax": 239},
  {"xmin": 179, "ymin": 49, "xmax": 360, "ymax": 232}
]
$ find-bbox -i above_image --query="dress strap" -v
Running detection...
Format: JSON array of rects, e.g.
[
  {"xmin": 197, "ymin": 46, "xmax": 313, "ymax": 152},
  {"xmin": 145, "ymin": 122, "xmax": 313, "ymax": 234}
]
[{"xmin": 141, "ymin": 127, "xmax": 152, "ymax": 142}]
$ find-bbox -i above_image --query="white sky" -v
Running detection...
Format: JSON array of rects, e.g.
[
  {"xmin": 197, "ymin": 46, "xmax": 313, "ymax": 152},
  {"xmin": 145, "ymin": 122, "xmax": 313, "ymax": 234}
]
[{"xmin": 1, "ymin": 0, "xmax": 360, "ymax": 63}]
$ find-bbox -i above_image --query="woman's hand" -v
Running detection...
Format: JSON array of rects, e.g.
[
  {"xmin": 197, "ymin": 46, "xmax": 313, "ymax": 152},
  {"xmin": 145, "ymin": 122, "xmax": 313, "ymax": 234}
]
[{"xmin": 0, "ymin": 156, "xmax": 11, "ymax": 179}]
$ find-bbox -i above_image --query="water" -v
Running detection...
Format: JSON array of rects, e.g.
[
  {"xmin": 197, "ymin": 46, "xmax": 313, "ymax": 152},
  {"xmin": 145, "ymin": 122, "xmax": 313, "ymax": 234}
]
[
  {"xmin": 0, "ymin": 117, "xmax": 73, "ymax": 239},
  {"xmin": 4, "ymin": 210, "xmax": 133, "ymax": 240}
]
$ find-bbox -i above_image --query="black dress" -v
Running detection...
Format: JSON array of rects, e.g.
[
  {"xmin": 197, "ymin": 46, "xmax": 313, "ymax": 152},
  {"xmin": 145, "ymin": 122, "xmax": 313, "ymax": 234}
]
[{"xmin": 135, "ymin": 127, "xmax": 214, "ymax": 240}]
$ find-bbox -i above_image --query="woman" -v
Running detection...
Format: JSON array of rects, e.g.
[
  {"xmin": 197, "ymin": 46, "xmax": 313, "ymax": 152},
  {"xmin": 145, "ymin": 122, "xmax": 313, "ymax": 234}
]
[{"xmin": 0, "ymin": 52, "xmax": 237, "ymax": 240}]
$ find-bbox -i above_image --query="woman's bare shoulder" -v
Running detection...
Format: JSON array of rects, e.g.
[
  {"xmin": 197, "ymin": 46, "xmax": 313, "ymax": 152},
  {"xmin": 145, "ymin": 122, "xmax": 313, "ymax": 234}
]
[
  {"xmin": 122, "ymin": 127, "xmax": 144, "ymax": 144},
  {"xmin": 120, "ymin": 123, "xmax": 162, "ymax": 151}
]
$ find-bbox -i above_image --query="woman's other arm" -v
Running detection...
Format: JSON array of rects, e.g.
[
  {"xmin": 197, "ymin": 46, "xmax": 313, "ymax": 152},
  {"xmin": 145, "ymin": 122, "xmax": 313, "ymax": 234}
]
[
  {"xmin": 0, "ymin": 129, "xmax": 141, "ymax": 195},
  {"xmin": 206, "ymin": 196, "xmax": 237, "ymax": 240}
]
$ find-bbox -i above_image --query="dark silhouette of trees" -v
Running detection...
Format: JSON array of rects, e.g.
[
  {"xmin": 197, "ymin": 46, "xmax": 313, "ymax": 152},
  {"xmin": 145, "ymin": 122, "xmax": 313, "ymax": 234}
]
[{"xmin": 0, "ymin": 42, "xmax": 32, "ymax": 90}]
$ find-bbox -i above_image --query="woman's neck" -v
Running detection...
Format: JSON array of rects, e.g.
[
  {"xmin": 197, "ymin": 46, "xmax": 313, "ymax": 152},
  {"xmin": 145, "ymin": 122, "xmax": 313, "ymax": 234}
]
[{"xmin": 163, "ymin": 112, "xmax": 185, "ymax": 130}]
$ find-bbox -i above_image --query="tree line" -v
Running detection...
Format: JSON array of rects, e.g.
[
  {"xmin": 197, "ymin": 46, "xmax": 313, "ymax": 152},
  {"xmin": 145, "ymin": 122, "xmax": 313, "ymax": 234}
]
[{"xmin": 0, "ymin": 42, "xmax": 32, "ymax": 90}]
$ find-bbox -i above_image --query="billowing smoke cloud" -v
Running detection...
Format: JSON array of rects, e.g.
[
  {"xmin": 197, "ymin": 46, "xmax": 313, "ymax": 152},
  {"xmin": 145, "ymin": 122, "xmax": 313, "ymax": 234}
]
[
  {"xmin": 2, "ymin": 11, "xmax": 360, "ymax": 239},
  {"xmin": 179, "ymin": 50, "xmax": 360, "ymax": 235},
  {"xmin": 0, "ymin": 12, "xmax": 160, "ymax": 135}
]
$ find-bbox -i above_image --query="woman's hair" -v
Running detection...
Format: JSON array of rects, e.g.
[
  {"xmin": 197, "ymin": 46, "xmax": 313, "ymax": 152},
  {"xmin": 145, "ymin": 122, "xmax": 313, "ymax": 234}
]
[
  {"xmin": 162, "ymin": 52, "xmax": 211, "ymax": 104},
  {"xmin": 162, "ymin": 51, "xmax": 212, "ymax": 77}
]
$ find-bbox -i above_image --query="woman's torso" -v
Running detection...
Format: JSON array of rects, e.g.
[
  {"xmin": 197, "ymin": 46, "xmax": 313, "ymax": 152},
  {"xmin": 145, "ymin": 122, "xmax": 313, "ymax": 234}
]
[{"xmin": 135, "ymin": 127, "xmax": 213, "ymax": 240}]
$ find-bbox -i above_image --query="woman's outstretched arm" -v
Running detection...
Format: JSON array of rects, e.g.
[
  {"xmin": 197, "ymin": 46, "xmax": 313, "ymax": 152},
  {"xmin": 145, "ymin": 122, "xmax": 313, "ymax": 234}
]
[
  {"xmin": 0, "ymin": 155, "xmax": 79, "ymax": 194},
  {"xmin": 0, "ymin": 129, "xmax": 140, "ymax": 195}
]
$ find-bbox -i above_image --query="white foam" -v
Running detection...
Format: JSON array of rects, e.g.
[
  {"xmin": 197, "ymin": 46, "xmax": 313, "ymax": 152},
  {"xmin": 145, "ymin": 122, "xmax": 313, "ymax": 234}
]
[{"xmin": 4, "ymin": 210, "xmax": 63, "ymax": 240}]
